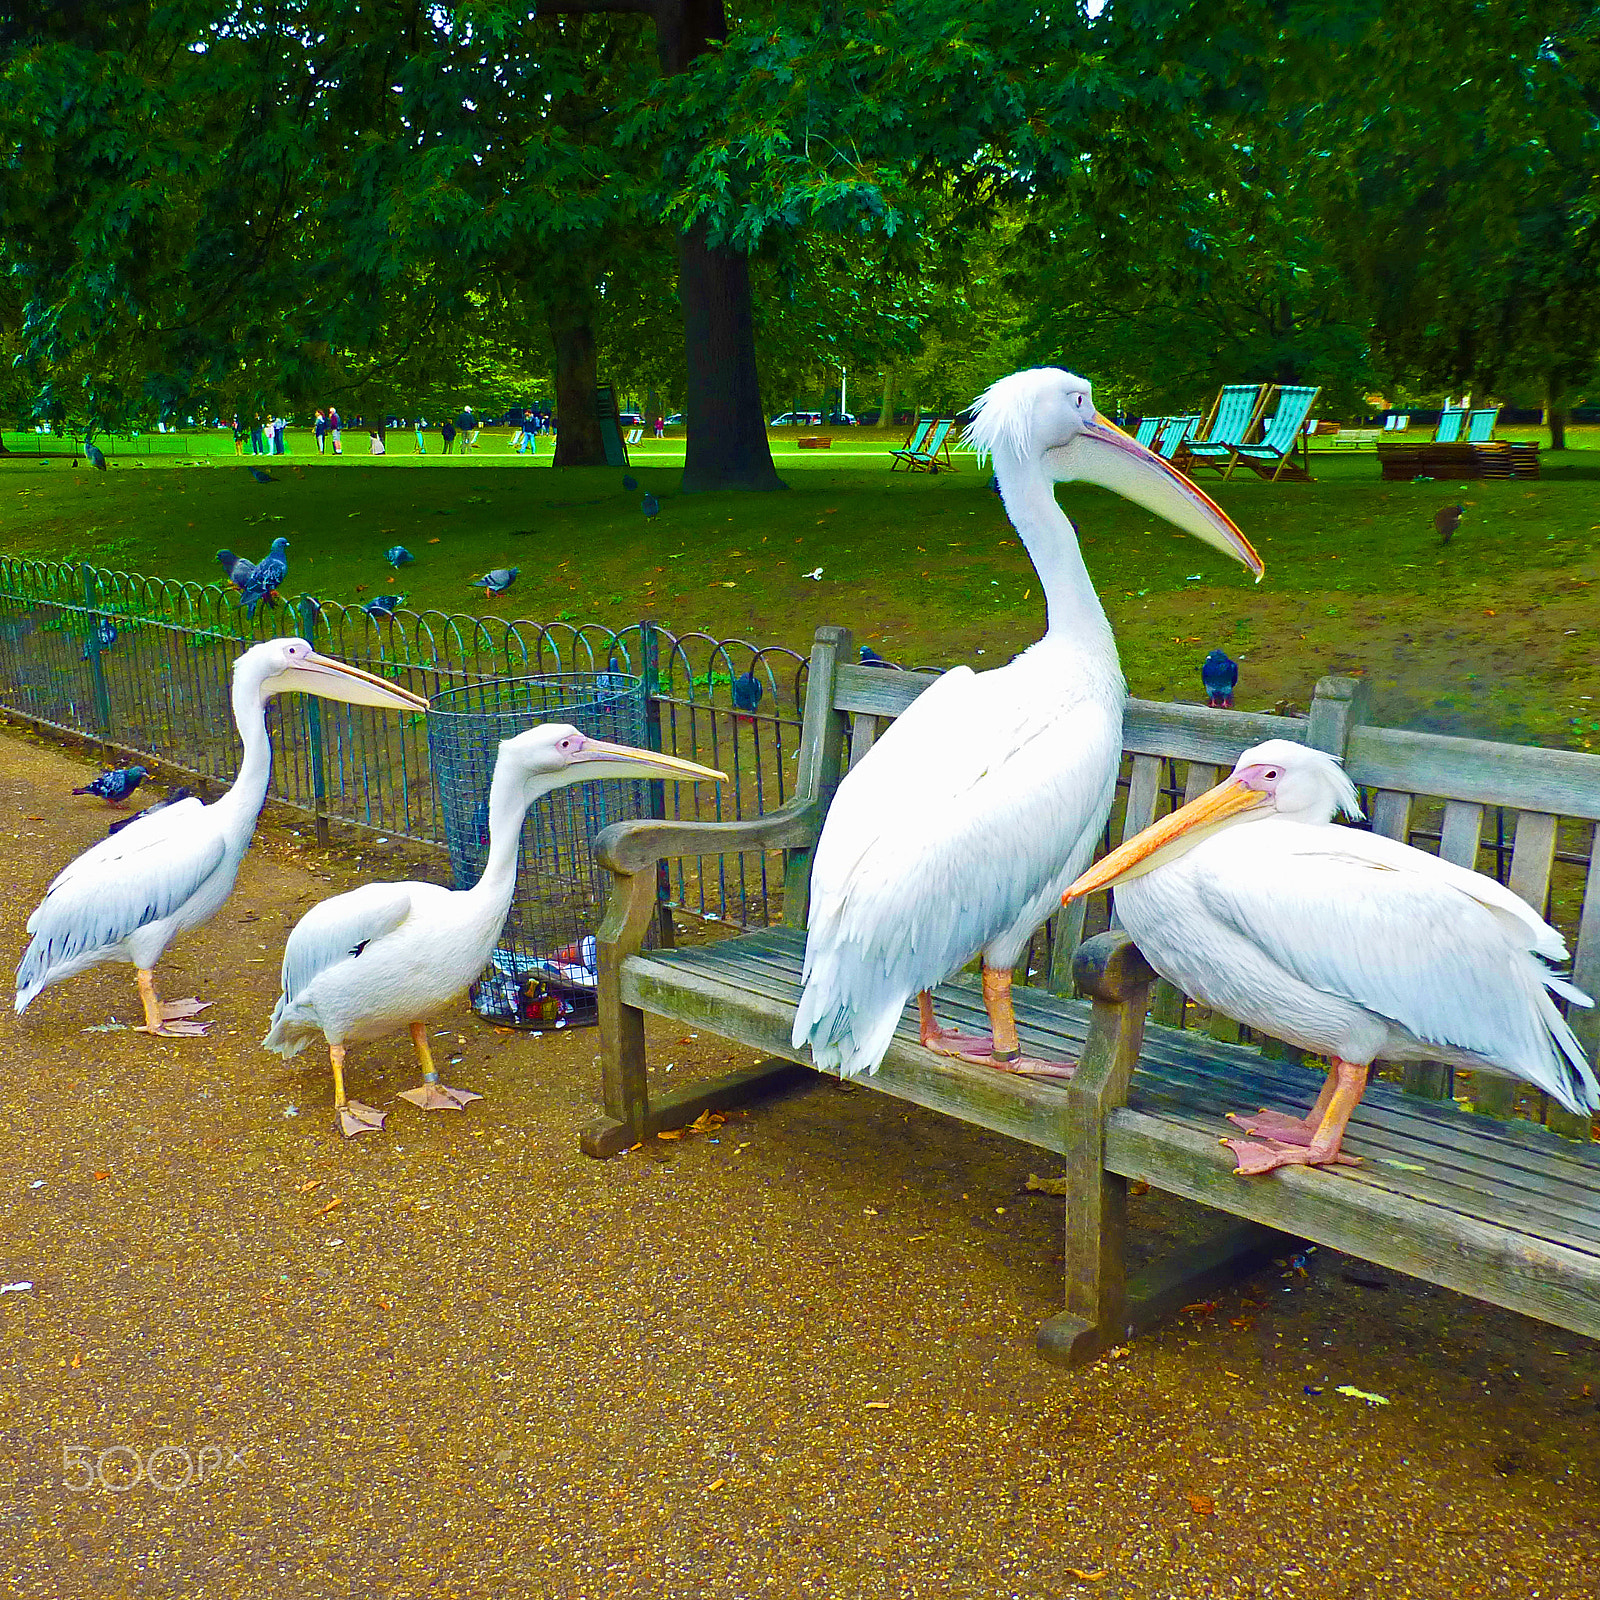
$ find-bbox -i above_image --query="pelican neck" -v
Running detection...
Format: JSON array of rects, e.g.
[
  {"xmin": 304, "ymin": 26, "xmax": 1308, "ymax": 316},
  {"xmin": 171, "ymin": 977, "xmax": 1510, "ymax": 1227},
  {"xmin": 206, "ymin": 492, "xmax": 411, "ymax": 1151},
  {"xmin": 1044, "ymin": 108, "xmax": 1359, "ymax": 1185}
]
[
  {"xmin": 994, "ymin": 453, "xmax": 1117, "ymax": 660},
  {"xmin": 213, "ymin": 675, "xmax": 276, "ymax": 831}
]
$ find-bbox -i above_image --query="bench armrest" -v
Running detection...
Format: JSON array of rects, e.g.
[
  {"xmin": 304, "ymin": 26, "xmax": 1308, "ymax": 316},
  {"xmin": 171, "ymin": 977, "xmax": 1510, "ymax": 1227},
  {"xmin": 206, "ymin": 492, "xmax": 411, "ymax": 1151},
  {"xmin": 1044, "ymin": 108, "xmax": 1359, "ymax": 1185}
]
[{"xmin": 594, "ymin": 795, "xmax": 823, "ymax": 876}]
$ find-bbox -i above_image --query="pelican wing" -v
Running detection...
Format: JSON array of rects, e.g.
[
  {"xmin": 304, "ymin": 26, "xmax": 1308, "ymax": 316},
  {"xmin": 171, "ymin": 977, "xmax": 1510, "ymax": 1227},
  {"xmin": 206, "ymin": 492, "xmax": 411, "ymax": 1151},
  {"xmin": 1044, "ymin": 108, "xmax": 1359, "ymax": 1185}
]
[
  {"xmin": 277, "ymin": 883, "xmax": 415, "ymax": 1006},
  {"xmin": 795, "ymin": 659, "xmax": 1121, "ymax": 1074},
  {"xmin": 1189, "ymin": 825, "xmax": 1598, "ymax": 1112},
  {"xmin": 18, "ymin": 800, "xmax": 227, "ymax": 1001}
]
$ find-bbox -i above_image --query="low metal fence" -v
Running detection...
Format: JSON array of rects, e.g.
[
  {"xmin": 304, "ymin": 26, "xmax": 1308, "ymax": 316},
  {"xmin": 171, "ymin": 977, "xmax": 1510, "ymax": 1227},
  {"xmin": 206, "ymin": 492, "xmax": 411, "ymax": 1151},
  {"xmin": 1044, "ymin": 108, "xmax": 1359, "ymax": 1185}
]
[{"xmin": 0, "ymin": 556, "xmax": 808, "ymax": 933}]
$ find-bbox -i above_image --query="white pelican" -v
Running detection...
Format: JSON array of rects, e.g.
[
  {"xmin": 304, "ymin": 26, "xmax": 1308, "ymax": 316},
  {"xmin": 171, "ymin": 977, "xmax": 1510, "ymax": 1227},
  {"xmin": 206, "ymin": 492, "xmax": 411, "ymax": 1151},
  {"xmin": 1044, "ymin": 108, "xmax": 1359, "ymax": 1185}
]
[
  {"xmin": 792, "ymin": 368, "xmax": 1262, "ymax": 1079},
  {"xmin": 1063, "ymin": 740, "xmax": 1598, "ymax": 1173},
  {"xmin": 263, "ymin": 724, "xmax": 724, "ymax": 1135},
  {"xmin": 15, "ymin": 639, "xmax": 428, "ymax": 1037}
]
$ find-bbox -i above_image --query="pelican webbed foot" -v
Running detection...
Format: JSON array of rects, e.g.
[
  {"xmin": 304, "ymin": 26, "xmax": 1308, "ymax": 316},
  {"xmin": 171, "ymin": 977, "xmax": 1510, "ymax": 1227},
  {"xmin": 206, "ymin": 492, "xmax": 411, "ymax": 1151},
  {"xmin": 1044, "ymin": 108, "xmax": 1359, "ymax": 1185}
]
[
  {"xmin": 339, "ymin": 1100, "xmax": 387, "ymax": 1137},
  {"xmin": 917, "ymin": 979, "xmax": 1076, "ymax": 1077},
  {"xmin": 1222, "ymin": 1134, "xmax": 1362, "ymax": 1176},
  {"xmin": 135, "ymin": 972, "xmax": 211, "ymax": 1036},
  {"xmin": 1222, "ymin": 1058, "xmax": 1368, "ymax": 1176},
  {"xmin": 397, "ymin": 1022, "xmax": 482, "ymax": 1112}
]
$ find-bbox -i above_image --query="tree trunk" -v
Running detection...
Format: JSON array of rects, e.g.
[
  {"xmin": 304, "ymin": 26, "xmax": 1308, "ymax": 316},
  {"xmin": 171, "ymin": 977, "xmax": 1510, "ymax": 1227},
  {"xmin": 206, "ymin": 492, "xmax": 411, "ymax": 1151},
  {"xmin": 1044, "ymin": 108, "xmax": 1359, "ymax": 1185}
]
[
  {"xmin": 876, "ymin": 366, "xmax": 899, "ymax": 430},
  {"xmin": 549, "ymin": 304, "xmax": 605, "ymax": 467},
  {"xmin": 679, "ymin": 221, "xmax": 785, "ymax": 491},
  {"xmin": 1545, "ymin": 377, "xmax": 1568, "ymax": 451}
]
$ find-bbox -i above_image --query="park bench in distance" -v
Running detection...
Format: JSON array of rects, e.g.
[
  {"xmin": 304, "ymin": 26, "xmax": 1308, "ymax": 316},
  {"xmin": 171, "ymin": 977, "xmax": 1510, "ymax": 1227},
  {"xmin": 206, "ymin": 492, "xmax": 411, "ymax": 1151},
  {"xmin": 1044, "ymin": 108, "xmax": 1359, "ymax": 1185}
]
[{"xmin": 588, "ymin": 626, "xmax": 1600, "ymax": 1365}]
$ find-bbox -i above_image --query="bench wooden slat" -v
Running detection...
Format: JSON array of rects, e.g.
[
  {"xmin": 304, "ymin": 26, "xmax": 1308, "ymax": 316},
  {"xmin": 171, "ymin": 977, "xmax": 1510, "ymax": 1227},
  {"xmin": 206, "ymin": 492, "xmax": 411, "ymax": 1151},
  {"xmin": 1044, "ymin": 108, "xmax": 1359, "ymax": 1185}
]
[
  {"xmin": 1507, "ymin": 810, "xmax": 1558, "ymax": 914},
  {"xmin": 1122, "ymin": 754, "xmax": 1163, "ymax": 840},
  {"xmin": 1183, "ymin": 762, "xmax": 1219, "ymax": 803},
  {"xmin": 1439, "ymin": 800, "xmax": 1484, "ymax": 867},
  {"xmin": 1348, "ymin": 724, "xmax": 1600, "ymax": 821},
  {"xmin": 847, "ymin": 712, "xmax": 882, "ymax": 773},
  {"xmin": 1369, "ymin": 789, "xmax": 1412, "ymax": 841}
]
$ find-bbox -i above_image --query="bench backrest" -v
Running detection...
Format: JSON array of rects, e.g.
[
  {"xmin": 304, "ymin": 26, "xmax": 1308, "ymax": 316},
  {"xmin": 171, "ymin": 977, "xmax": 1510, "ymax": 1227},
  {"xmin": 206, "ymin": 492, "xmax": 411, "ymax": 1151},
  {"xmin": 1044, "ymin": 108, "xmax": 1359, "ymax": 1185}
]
[
  {"xmin": 1257, "ymin": 386, "xmax": 1320, "ymax": 452},
  {"xmin": 900, "ymin": 418, "xmax": 933, "ymax": 453},
  {"xmin": 788, "ymin": 625, "xmax": 1600, "ymax": 1120},
  {"xmin": 1435, "ymin": 409, "xmax": 1465, "ymax": 443},
  {"xmin": 1199, "ymin": 384, "xmax": 1269, "ymax": 447},
  {"xmin": 919, "ymin": 418, "xmax": 955, "ymax": 456},
  {"xmin": 1467, "ymin": 407, "xmax": 1500, "ymax": 442}
]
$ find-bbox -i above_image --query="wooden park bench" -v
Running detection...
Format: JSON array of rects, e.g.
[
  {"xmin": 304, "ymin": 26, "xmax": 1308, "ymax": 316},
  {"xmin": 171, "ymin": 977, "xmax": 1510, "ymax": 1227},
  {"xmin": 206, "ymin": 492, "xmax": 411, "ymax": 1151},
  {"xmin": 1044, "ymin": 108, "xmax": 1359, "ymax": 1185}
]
[{"xmin": 587, "ymin": 626, "xmax": 1600, "ymax": 1364}]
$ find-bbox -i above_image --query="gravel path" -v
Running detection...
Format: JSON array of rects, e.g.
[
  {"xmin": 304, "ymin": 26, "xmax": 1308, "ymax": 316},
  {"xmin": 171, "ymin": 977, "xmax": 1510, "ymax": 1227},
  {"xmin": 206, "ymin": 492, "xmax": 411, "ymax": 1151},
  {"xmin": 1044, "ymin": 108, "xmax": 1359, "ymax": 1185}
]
[{"xmin": 1, "ymin": 724, "xmax": 1596, "ymax": 1598}]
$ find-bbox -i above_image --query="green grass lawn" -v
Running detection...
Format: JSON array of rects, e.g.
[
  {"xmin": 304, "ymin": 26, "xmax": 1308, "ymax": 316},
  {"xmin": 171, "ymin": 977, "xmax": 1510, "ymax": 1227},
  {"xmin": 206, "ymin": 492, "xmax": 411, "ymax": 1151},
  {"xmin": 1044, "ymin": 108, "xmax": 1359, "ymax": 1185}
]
[{"xmin": 3, "ymin": 426, "xmax": 1597, "ymax": 750}]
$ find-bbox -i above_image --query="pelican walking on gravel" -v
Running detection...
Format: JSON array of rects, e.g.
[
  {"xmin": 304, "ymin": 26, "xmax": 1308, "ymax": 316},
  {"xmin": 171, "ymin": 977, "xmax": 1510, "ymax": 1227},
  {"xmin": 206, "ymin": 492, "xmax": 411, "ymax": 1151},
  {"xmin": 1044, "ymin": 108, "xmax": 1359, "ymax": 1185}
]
[
  {"xmin": 792, "ymin": 367, "xmax": 1263, "ymax": 1080},
  {"xmin": 263, "ymin": 724, "xmax": 724, "ymax": 1135},
  {"xmin": 15, "ymin": 639, "xmax": 428, "ymax": 1036},
  {"xmin": 1062, "ymin": 740, "xmax": 1598, "ymax": 1173}
]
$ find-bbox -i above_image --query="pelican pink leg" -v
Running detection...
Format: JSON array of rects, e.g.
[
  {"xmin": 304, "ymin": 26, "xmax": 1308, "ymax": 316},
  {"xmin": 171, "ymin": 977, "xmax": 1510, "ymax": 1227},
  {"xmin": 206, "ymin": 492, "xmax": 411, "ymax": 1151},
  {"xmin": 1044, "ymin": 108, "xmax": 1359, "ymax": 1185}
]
[
  {"xmin": 1222, "ymin": 1058, "xmax": 1367, "ymax": 1175},
  {"xmin": 919, "ymin": 969, "xmax": 1076, "ymax": 1079}
]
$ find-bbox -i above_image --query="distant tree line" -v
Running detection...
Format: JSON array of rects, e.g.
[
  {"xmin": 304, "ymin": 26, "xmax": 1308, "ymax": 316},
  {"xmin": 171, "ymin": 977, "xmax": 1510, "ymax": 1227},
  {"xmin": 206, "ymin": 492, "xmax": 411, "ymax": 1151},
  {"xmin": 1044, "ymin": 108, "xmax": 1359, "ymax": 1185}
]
[{"xmin": 1, "ymin": 2, "xmax": 1594, "ymax": 480}]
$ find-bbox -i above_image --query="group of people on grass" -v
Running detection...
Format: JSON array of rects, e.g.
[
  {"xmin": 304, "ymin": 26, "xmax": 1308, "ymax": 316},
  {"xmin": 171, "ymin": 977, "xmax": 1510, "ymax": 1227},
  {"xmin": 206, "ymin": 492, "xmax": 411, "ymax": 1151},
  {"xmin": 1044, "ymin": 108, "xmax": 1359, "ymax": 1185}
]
[{"xmin": 233, "ymin": 416, "xmax": 288, "ymax": 455}]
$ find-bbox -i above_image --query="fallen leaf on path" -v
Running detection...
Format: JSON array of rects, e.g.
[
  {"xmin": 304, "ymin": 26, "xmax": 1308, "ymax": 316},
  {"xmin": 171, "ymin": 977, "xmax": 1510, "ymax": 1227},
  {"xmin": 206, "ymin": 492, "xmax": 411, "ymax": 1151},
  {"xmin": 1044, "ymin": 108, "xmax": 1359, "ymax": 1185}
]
[
  {"xmin": 1065, "ymin": 1568, "xmax": 1108, "ymax": 1582},
  {"xmin": 862, "ymin": 1401, "xmax": 892, "ymax": 1410},
  {"xmin": 1186, "ymin": 1493, "xmax": 1215, "ymax": 1515},
  {"xmin": 91, "ymin": 1171, "xmax": 109, "ymax": 1182},
  {"xmin": 1024, "ymin": 1173, "xmax": 1069, "ymax": 1196},
  {"xmin": 71, "ymin": 1353, "xmax": 82, "ymax": 1369},
  {"xmin": 703, "ymin": 1477, "xmax": 725, "ymax": 1492},
  {"xmin": 1335, "ymin": 1385, "xmax": 1390, "ymax": 1405},
  {"xmin": 313, "ymin": 1195, "xmax": 344, "ymax": 1216},
  {"xmin": 297, "ymin": 1180, "xmax": 325, "ymax": 1195}
]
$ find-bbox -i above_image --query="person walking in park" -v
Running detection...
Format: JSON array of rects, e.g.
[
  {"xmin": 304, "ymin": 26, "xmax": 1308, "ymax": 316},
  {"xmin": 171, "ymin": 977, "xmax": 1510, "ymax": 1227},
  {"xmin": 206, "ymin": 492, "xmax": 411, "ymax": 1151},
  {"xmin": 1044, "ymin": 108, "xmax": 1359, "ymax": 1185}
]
[
  {"xmin": 413, "ymin": 419, "xmax": 426, "ymax": 454},
  {"xmin": 441, "ymin": 419, "xmax": 456, "ymax": 455},
  {"xmin": 272, "ymin": 416, "xmax": 286, "ymax": 455},
  {"xmin": 314, "ymin": 409, "xmax": 327, "ymax": 453},
  {"xmin": 232, "ymin": 418, "xmax": 246, "ymax": 455},
  {"xmin": 515, "ymin": 414, "xmax": 537, "ymax": 454},
  {"xmin": 369, "ymin": 430, "xmax": 386, "ymax": 456},
  {"xmin": 653, "ymin": 415, "xmax": 664, "ymax": 439},
  {"xmin": 250, "ymin": 418, "xmax": 265, "ymax": 455},
  {"xmin": 329, "ymin": 407, "xmax": 342, "ymax": 455}
]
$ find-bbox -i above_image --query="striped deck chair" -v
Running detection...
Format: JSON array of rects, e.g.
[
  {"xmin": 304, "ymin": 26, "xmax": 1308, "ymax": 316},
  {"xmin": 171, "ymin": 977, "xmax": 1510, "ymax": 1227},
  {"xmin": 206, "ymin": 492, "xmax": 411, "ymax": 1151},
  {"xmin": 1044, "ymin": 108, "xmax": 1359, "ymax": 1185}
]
[
  {"xmin": 1226, "ymin": 384, "xmax": 1321, "ymax": 481},
  {"xmin": 1179, "ymin": 384, "xmax": 1270, "ymax": 476},
  {"xmin": 1133, "ymin": 415, "xmax": 1165, "ymax": 449},
  {"xmin": 892, "ymin": 416, "xmax": 957, "ymax": 473},
  {"xmin": 1466, "ymin": 407, "xmax": 1501, "ymax": 443},
  {"xmin": 1383, "ymin": 414, "xmax": 1411, "ymax": 432},
  {"xmin": 1156, "ymin": 415, "xmax": 1200, "ymax": 460},
  {"xmin": 889, "ymin": 417, "xmax": 934, "ymax": 472},
  {"xmin": 1434, "ymin": 408, "xmax": 1465, "ymax": 443}
]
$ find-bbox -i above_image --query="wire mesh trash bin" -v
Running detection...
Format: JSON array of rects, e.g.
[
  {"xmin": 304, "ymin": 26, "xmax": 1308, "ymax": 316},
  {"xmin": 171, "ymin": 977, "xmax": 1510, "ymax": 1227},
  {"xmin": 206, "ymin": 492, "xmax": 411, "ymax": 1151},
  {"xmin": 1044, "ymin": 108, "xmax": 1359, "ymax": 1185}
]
[{"xmin": 428, "ymin": 673, "xmax": 651, "ymax": 1030}]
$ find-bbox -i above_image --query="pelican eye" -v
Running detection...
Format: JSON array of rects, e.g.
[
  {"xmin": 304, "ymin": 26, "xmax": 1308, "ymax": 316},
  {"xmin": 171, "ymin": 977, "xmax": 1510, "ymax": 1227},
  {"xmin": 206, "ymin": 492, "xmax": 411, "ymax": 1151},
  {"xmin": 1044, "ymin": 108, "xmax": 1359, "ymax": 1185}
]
[{"xmin": 1263, "ymin": 768, "xmax": 1280, "ymax": 780}]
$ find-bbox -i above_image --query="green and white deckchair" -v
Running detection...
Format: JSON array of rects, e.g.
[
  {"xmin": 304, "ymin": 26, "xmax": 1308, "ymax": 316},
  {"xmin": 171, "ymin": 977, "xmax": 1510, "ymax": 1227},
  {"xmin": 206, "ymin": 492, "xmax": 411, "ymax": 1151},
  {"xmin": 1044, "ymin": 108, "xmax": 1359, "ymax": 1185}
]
[
  {"xmin": 1156, "ymin": 415, "xmax": 1200, "ymax": 460},
  {"xmin": 1434, "ymin": 408, "xmax": 1465, "ymax": 443},
  {"xmin": 1226, "ymin": 384, "xmax": 1321, "ymax": 481},
  {"xmin": 1180, "ymin": 384, "xmax": 1270, "ymax": 476},
  {"xmin": 1466, "ymin": 407, "xmax": 1501, "ymax": 443},
  {"xmin": 1133, "ymin": 415, "xmax": 1165, "ymax": 449},
  {"xmin": 892, "ymin": 416, "xmax": 958, "ymax": 473},
  {"xmin": 888, "ymin": 417, "xmax": 935, "ymax": 472}
]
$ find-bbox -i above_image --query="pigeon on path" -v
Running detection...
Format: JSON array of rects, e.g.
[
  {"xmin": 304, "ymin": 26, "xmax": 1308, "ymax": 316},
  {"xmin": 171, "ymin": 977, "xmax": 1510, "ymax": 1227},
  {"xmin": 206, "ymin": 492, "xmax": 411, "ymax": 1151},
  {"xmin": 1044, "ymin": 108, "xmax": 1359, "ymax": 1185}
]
[
  {"xmin": 217, "ymin": 549, "xmax": 256, "ymax": 592},
  {"xmin": 1201, "ymin": 649, "xmax": 1238, "ymax": 709},
  {"xmin": 74, "ymin": 765, "xmax": 148, "ymax": 805},
  {"xmin": 471, "ymin": 567, "xmax": 519, "ymax": 598},
  {"xmin": 386, "ymin": 545, "xmax": 414, "ymax": 568},
  {"xmin": 241, "ymin": 537, "xmax": 289, "ymax": 617},
  {"xmin": 1435, "ymin": 504, "xmax": 1464, "ymax": 544}
]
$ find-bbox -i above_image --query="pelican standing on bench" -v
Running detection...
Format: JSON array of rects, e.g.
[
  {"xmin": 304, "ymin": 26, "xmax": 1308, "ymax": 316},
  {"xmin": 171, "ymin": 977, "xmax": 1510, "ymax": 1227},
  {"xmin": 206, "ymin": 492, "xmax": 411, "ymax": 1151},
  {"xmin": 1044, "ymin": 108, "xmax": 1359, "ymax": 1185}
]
[
  {"xmin": 264, "ymin": 725, "xmax": 725, "ymax": 1135},
  {"xmin": 1062, "ymin": 741, "xmax": 1599, "ymax": 1170},
  {"xmin": 793, "ymin": 367, "xmax": 1263, "ymax": 1078},
  {"xmin": 15, "ymin": 639, "xmax": 429, "ymax": 1036}
]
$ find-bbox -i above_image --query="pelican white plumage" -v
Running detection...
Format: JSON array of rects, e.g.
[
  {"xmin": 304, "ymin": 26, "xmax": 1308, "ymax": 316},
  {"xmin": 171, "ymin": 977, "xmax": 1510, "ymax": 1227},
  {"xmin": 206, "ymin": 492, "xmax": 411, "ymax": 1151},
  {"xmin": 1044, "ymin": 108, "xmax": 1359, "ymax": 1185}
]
[
  {"xmin": 15, "ymin": 638, "xmax": 428, "ymax": 1036},
  {"xmin": 263, "ymin": 724, "xmax": 724, "ymax": 1135},
  {"xmin": 1063, "ymin": 739, "xmax": 1598, "ymax": 1173},
  {"xmin": 792, "ymin": 368, "xmax": 1262, "ymax": 1079}
]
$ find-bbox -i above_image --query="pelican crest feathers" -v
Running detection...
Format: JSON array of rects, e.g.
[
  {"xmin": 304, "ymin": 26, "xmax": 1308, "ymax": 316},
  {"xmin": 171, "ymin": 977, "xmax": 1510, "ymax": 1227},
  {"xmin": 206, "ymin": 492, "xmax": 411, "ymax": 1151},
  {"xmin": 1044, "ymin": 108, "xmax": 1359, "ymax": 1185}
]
[{"xmin": 961, "ymin": 367, "xmax": 1088, "ymax": 464}]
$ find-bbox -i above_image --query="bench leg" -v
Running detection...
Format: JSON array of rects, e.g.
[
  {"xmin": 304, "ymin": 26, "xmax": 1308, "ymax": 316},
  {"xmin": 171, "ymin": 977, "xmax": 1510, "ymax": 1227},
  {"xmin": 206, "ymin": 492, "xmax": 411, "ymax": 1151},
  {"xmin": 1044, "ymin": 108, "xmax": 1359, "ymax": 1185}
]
[
  {"xmin": 1038, "ymin": 1164, "xmax": 1131, "ymax": 1366},
  {"xmin": 581, "ymin": 1057, "xmax": 812, "ymax": 1158}
]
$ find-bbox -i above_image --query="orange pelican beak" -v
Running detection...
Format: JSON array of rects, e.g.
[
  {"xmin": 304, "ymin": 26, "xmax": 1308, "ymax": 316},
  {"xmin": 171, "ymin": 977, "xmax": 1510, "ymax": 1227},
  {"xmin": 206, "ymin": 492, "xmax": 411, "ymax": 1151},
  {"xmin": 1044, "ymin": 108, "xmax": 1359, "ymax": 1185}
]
[{"xmin": 1062, "ymin": 775, "xmax": 1269, "ymax": 902}]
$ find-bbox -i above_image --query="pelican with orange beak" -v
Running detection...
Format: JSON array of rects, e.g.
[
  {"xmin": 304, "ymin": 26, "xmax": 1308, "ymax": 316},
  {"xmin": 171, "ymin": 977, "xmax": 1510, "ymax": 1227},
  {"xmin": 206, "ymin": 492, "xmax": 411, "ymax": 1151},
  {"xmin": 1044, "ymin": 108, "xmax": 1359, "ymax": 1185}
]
[
  {"xmin": 1063, "ymin": 740, "xmax": 1597, "ymax": 1173},
  {"xmin": 792, "ymin": 367, "xmax": 1262, "ymax": 1080}
]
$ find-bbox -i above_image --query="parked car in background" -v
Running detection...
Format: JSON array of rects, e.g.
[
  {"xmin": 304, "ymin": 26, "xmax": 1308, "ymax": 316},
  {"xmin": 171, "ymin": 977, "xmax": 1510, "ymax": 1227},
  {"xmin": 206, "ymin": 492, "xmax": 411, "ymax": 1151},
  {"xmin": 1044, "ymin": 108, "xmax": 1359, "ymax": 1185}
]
[
  {"xmin": 769, "ymin": 411, "xmax": 823, "ymax": 426},
  {"xmin": 825, "ymin": 412, "xmax": 857, "ymax": 426},
  {"xmin": 617, "ymin": 411, "xmax": 645, "ymax": 426},
  {"xmin": 664, "ymin": 413, "xmax": 684, "ymax": 426}
]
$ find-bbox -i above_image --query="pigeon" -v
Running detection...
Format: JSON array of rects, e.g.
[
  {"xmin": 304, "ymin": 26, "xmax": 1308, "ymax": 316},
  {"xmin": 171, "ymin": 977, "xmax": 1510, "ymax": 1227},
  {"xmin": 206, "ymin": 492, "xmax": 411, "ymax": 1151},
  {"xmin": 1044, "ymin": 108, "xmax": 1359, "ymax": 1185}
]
[
  {"xmin": 108, "ymin": 787, "xmax": 194, "ymax": 836},
  {"xmin": 362, "ymin": 593, "xmax": 404, "ymax": 619},
  {"xmin": 386, "ymin": 545, "xmax": 414, "ymax": 568},
  {"xmin": 216, "ymin": 549, "xmax": 256, "ymax": 592},
  {"xmin": 471, "ymin": 567, "xmax": 519, "ymax": 597},
  {"xmin": 73, "ymin": 764, "xmax": 148, "ymax": 805},
  {"xmin": 248, "ymin": 466, "xmax": 277, "ymax": 484},
  {"xmin": 1435, "ymin": 504, "xmax": 1464, "ymax": 544},
  {"xmin": 1201, "ymin": 648, "xmax": 1238, "ymax": 709},
  {"xmin": 85, "ymin": 443, "xmax": 107, "ymax": 471},
  {"xmin": 859, "ymin": 644, "xmax": 894, "ymax": 668},
  {"xmin": 240, "ymin": 537, "xmax": 288, "ymax": 617},
  {"xmin": 81, "ymin": 618, "xmax": 118, "ymax": 659},
  {"xmin": 596, "ymin": 657, "xmax": 634, "ymax": 696},
  {"xmin": 641, "ymin": 493, "xmax": 660, "ymax": 520},
  {"xmin": 732, "ymin": 671, "xmax": 764, "ymax": 724},
  {"xmin": 622, "ymin": 475, "xmax": 638, "ymax": 492}
]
